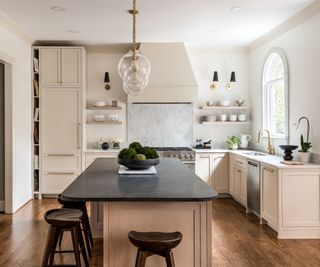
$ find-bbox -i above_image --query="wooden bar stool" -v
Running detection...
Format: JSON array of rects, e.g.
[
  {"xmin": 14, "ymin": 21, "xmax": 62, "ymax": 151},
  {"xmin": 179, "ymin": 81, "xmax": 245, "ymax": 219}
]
[
  {"xmin": 58, "ymin": 195, "xmax": 93, "ymax": 257},
  {"xmin": 42, "ymin": 208, "xmax": 89, "ymax": 267},
  {"xmin": 128, "ymin": 231, "xmax": 183, "ymax": 267}
]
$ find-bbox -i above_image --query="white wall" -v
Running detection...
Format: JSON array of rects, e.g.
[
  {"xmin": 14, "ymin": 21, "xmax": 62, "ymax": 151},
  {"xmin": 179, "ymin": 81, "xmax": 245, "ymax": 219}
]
[
  {"xmin": 86, "ymin": 47, "xmax": 128, "ymax": 148},
  {"xmin": 187, "ymin": 47, "xmax": 251, "ymax": 146},
  {"xmin": 0, "ymin": 23, "xmax": 32, "ymax": 212},
  {"xmin": 249, "ymin": 12, "xmax": 320, "ymax": 154}
]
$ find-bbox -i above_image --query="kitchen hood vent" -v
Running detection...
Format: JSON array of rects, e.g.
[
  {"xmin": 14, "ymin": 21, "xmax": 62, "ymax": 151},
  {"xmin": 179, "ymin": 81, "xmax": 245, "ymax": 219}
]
[{"xmin": 127, "ymin": 43, "xmax": 198, "ymax": 103}]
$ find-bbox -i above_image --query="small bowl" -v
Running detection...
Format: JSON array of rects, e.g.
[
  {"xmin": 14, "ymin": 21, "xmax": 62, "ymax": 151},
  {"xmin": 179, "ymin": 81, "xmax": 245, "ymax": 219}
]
[
  {"xmin": 204, "ymin": 115, "xmax": 217, "ymax": 122},
  {"xmin": 218, "ymin": 100, "xmax": 231, "ymax": 107},
  {"xmin": 94, "ymin": 101, "xmax": 106, "ymax": 107},
  {"xmin": 238, "ymin": 114, "xmax": 246, "ymax": 121},
  {"xmin": 229, "ymin": 115, "xmax": 237, "ymax": 122}
]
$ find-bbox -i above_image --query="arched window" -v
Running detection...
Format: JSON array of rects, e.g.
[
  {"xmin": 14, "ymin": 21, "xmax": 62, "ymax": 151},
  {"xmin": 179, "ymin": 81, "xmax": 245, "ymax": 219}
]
[{"xmin": 262, "ymin": 49, "xmax": 288, "ymax": 139}]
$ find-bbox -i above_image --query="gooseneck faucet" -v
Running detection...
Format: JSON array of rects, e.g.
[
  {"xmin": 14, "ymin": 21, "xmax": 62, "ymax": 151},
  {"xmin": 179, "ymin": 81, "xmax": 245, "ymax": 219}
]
[{"xmin": 257, "ymin": 129, "xmax": 275, "ymax": 155}]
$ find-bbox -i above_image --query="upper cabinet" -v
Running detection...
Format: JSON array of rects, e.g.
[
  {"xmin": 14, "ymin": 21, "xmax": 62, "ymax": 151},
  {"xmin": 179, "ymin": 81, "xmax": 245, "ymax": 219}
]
[{"xmin": 40, "ymin": 48, "xmax": 81, "ymax": 87}]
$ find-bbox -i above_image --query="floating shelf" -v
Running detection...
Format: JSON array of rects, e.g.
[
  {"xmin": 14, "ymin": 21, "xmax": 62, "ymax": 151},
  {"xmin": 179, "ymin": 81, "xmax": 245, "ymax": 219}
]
[
  {"xmin": 87, "ymin": 106, "xmax": 122, "ymax": 111},
  {"xmin": 201, "ymin": 121, "xmax": 251, "ymax": 125},
  {"xmin": 200, "ymin": 106, "xmax": 248, "ymax": 110},
  {"xmin": 87, "ymin": 121, "xmax": 122, "ymax": 125}
]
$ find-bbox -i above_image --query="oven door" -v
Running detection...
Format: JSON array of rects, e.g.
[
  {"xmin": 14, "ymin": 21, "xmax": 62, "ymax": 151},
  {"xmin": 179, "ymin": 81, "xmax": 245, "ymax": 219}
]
[{"xmin": 183, "ymin": 161, "xmax": 195, "ymax": 173}]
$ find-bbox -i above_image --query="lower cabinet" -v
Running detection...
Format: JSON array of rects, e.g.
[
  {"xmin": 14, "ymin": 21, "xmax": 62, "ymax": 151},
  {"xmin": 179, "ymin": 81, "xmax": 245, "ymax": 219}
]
[
  {"xmin": 42, "ymin": 172, "xmax": 80, "ymax": 194},
  {"xmin": 85, "ymin": 152, "xmax": 118, "ymax": 238},
  {"xmin": 229, "ymin": 155, "xmax": 247, "ymax": 207},
  {"xmin": 195, "ymin": 153, "xmax": 228, "ymax": 193},
  {"xmin": 261, "ymin": 165, "xmax": 278, "ymax": 230}
]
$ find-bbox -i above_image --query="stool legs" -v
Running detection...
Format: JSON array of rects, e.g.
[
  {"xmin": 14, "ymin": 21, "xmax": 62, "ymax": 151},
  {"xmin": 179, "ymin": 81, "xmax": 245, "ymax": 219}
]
[
  {"xmin": 164, "ymin": 250, "xmax": 175, "ymax": 267},
  {"xmin": 42, "ymin": 225, "xmax": 58, "ymax": 267},
  {"xmin": 135, "ymin": 249, "xmax": 147, "ymax": 267}
]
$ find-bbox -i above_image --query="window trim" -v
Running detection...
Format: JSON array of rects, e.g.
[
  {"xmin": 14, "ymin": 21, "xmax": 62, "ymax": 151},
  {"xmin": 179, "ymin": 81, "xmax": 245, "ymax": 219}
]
[{"xmin": 261, "ymin": 48, "xmax": 289, "ymax": 141}]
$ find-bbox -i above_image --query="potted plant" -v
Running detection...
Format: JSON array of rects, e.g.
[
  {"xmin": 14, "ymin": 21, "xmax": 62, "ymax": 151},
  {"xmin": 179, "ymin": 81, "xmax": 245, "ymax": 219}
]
[
  {"xmin": 298, "ymin": 134, "xmax": 312, "ymax": 163},
  {"xmin": 226, "ymin": 136, "xmax": 240, "ymax": 150}
]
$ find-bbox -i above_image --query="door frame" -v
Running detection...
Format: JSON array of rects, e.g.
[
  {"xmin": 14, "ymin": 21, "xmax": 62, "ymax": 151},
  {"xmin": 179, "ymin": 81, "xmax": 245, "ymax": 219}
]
[{"xmin": 0, "ymin": 51, "xmax": 14, "ymax": 213}]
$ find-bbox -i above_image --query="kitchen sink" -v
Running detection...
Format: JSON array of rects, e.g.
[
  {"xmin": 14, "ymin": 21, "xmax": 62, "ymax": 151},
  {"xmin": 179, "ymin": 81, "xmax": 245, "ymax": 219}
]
[{"xmin": 243, "ymin": 152, "xmax": 267, "ymax": 157}]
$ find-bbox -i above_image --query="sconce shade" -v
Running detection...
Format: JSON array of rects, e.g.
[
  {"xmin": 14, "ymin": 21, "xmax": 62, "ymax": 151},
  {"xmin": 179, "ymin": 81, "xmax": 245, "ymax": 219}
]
[
  {"xmin": 104, "ymin": 72, "xmax": 110, "ymax": 83},
  {"xmin": 230, "ymin": 71, "xmax": 236, "ymax": 82},
  {"xmin": 213, "ymin": 71, "xmax": 219, "ymax": 82}
]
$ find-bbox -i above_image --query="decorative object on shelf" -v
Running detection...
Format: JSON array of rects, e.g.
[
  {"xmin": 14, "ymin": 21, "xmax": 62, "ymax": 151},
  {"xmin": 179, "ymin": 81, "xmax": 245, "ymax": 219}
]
[
  {"xmin": 93, "ymin": 101, "xmax": 106, "ymax": 107},
  {"xmin": 33, "ymin": 80, "xmax": 39, "ymax": 96},
  {"xmin": 235, "ymin": 100, "xmax": 245, "ymax": 106},
  {"xmin": 210, "ymin": 71, "xmax": 219, "ymax": 90},
  {"xmin": 118, "ymin": 0, "xmax": 150, "ymax": 96},
  {"xmin": 279, "ymin": 145, "xmax": 298, "ymax": 161},
  {"xmin": 226, "ymin": 136, "xmax": 240, "ymax": 150},
  {"xmin": 101, "ymin": 142, "xmax": 110, "ymax": 150},
  {"xmin": 217, "ymin": 100, "xmax": 231, "ymax": 107},
  {"xmin": 118, "ymin": 142, "xmax": 160, "ymax": 170},
  {"xmin": 229, "ymin": 114, "xmax": 237, "ymax": 122},
  {"xmin": 112, "ymin": 138, "xmax": 120, "ymax": 149},
  {"xmin": 104, "ymin": 72, "xmax": 111, "ymax": 90},
  {"xmin": 93, "ymin": 114, "xmax": 105, "ymax": 122},
  {"xmin": 226, "ymin": 71, "xmax": 236, "ymax": 90},
  {"xmin": 220, "ymin": 114, "xmax": 227, "ymax": 122},
  {"xmin": 238, "ymin": 114, "xmax": 246, "ymax": 121},
  {"xmin": 295, "ymin": 116, "xmax": 311, "ymax": 163},
  {"xmin": 206, "ymin": 100, "xmax": 213, "ymax": 106},
  {"xmin": 204, "ymin": 115, "xmax": 217, "ymax": 122},
  {"xmin": 112, "ymin": 100, "xmax": 118, "ymax": 107},
  {"xmin": 239, "ymin": 134, "xmax": 251, "ymax": 149}
]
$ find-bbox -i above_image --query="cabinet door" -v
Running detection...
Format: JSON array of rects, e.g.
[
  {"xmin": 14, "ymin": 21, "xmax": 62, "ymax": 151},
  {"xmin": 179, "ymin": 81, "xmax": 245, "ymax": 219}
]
[
  {"xmin": 39, "ymin": 48, "xmax": 61, "ymax": 87},
  {"xmin": 195, "ymin": 154, "xmax": 212, "ymax": 186},
  {"xmin": 234, "ymin": 166, "xmax": 241, "ymax": 197},
  {"xmin": 261, "ymin": 166, "xmax": 278, "ymax": 227},
  {"xmin": 61, "ymin": 48, "xmax": 81, "ymax": 86},
  {"xmin": 213, "ymin": 153, "xmax": 229, "ymax": 193},
  {"xmin": 42, "ymin": 172, "xmax": 79, "ymax": 194},
  {"xmin": 229, "ymin": 155, "xmax": 235, "ymax": 194},
  {"xmin": 240, "ymin": 168, "xmax": 247, "ymax": 205},
  {"xmin": 41, "ymin": 89, "xmax": 81, "ymax": 154}
]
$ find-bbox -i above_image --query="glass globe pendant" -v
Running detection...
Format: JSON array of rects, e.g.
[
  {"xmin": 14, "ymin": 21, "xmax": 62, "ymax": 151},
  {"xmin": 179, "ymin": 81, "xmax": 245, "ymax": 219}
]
[{"xmin": 118, "ymin": 0, "xmax": 150, "ymax": 96}]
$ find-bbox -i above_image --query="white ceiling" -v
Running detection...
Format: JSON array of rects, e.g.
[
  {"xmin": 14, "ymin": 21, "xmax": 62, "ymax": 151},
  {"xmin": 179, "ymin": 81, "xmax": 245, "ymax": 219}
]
[{"xmin": 0, "ymin": 0, "xmax": 315, "ymax": 46}]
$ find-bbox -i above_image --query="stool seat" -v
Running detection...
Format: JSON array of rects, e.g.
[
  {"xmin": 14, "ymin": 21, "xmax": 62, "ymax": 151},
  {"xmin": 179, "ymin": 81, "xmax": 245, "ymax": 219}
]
[
  {"xmin": 58, "ymin": 195, "xmax": 85, "ymax": 209},
  {"xmin": 128, "ymin": 231, "xmax": 182, "ymax": 252},
  {"xmin": 45, "ymin": 208, "xmax": 82, "ymax": 226}
]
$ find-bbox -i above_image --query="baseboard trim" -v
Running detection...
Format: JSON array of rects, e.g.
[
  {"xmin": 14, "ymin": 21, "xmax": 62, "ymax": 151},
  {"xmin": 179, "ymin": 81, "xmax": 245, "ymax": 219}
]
[{"xmin": 0, "ymin": 200, "xmax": 5, "ymax": 212}]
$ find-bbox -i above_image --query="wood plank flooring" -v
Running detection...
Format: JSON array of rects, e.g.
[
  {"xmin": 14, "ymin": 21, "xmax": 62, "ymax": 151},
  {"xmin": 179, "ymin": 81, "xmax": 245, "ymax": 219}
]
[{"xmin": 0, "ymin": 198, "xmax": 319, "ymax": 266}]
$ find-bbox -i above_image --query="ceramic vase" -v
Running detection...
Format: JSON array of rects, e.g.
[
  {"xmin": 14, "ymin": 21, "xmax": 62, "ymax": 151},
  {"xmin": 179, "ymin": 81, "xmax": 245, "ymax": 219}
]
[{"xmin": 298, "ymin": 151, "xmax": 310, "ymax": 164}]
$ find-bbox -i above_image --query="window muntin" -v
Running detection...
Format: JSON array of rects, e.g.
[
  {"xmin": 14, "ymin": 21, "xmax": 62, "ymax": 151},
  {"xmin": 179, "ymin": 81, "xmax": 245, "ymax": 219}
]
[{"xmin": 262, "ymin": 51, "xmax": 288, "ymax": 138}]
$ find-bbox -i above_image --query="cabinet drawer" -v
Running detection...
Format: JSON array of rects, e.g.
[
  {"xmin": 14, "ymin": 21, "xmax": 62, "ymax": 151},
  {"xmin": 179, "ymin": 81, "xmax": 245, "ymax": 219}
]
[
  {"xmin": 42, "ymin": 154, "xmax": 81, "ymax": 172},
  {"xmin": 233, "ymin": 156, "xmax": 246, "ymax": 169},
  {"xmin": 42, "ymin": 172, "xmax": 79, "ymax": 194}
]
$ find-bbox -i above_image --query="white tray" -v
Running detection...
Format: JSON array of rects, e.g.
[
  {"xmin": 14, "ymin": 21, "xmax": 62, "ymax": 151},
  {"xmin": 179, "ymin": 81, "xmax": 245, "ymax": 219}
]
[{"xmin": 118, "ymin": 165, "xmax": 157, "ymax": 175}]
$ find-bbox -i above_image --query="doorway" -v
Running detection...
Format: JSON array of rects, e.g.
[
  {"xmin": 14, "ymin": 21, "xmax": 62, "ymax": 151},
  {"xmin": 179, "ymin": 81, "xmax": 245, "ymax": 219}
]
[{"xmin": 0, "ymin": 62, "xmax": 4, "ymax": 211}]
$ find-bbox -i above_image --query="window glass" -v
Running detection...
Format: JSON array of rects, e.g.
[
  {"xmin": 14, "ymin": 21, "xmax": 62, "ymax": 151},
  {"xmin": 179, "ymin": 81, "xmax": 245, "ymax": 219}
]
[{"xmin": 262, "ymin": 51, "xmax": 288, "ymax": 138}]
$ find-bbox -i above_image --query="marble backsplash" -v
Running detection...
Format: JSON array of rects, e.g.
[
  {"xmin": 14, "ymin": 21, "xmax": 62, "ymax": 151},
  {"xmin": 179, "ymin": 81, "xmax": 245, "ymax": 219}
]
[{"xmin": 127, "ymin": 103, "xmax": 193, "ymax": 147}]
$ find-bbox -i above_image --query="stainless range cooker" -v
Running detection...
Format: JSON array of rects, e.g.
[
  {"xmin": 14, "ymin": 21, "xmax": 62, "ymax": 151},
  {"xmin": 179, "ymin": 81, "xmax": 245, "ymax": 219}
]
[{"xmin": 153, "ymin": 147, "xmax": 195, "ymax": 172}]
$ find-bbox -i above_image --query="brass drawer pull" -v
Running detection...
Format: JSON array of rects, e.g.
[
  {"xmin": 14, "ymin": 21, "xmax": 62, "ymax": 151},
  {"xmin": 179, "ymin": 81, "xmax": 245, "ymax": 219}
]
[
  {"xmin": 47, "ymin": 172, "xmax": 76, "ymax": 175},
  {"xmin": 47, "ymin": 154, "xmax": 76, "ymax": 157}
]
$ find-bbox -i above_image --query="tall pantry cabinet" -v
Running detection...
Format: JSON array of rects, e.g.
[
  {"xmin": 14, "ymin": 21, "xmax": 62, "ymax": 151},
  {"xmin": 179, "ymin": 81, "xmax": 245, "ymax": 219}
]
[{"xmin": 32, "ymin": 47, "xmax": 85, "ymax": 197}]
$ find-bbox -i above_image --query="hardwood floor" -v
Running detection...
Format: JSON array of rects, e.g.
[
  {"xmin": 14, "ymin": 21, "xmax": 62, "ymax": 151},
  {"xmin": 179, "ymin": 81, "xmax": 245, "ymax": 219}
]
[{"xmin": 0, "ymin": 198, "xmax": 319, "ymax": 266}]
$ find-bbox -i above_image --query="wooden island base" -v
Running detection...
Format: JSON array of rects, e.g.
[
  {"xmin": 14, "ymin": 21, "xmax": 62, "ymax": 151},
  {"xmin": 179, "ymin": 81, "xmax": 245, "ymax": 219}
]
[{"xmin": 102, "ymin": 201, "xmax": 212, "ymax": 267}]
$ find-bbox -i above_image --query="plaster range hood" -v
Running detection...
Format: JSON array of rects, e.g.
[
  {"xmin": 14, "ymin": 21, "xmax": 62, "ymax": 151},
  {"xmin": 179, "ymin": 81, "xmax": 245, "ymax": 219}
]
[{"xmin": 127, "ymin": 43, "xmax": 198, "ymax": 103}]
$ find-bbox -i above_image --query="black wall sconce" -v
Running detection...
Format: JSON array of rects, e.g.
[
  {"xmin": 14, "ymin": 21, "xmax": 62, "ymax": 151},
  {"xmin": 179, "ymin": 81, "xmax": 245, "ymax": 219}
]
[
  {"xmin": 226, "ymin": 71, "xmax": 236, "ymax": 90},
  {"xmin": 104, "ymin": 72, "xmax": 111, "ymax": 90},
  {"xmin": 210, "ymin": 71, "xmax": 219, "ymax": 90}
]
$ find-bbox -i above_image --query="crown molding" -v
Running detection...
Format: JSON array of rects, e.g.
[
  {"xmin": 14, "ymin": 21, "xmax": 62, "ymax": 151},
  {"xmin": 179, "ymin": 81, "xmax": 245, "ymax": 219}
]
[
  {"xmin": 186, "ymin": 45, "xmax": 248, "ymax": 53},
  {"xmin": 249, "ymin": 1, "xmax": 320, "ymax": 51},
  {"xmin": 0, "ymin": 10, "xmax": 34, "ymax": 44}
]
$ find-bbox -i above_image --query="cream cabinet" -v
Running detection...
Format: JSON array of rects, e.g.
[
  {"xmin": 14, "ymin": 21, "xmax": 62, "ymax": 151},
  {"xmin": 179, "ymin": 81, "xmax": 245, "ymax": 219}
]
[
  {"xmin": 37, "ymin": 46, "xmax": 85, "ymax": 195},
  {"xmin": 261, "ymin": 165, "xmax": 278, "ymax": 230},
  {"xmin": 195, "ymin": 152, "xmax": 228, "ymax": 193},
  {"xmin": 39, "ymin": 48, "xmax": 81, "ymax": 87},
  {"xmin": 85, "ymin": 152, "xmax": 119, "ymax": 238},
  {"xmin": 229, "ymin": 155, "xmax": 247, "ymax": 207}
]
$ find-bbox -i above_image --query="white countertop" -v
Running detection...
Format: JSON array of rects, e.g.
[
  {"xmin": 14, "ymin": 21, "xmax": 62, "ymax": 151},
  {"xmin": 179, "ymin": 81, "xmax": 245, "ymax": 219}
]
[{"xmin": 194, "ymin": 148, "xmax": 320, "ymax": 169}]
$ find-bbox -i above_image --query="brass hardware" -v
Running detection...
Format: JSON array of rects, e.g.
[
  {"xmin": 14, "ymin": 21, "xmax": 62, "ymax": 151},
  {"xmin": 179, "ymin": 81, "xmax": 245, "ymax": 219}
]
[
  {"xmin": 104, "ymin": 83, "xmax": 111, "ymax": 90},
  {"xmin": 264, "ymin": 168, "xmax": 275, "ymax": 173},
  {"xmin": 47, "ymin": 153, "xmax": 75, "ymax": 156},
  {"xmin": 258, "ymin": 129, "xmax": 275, "ymax": 155},
  {"xmin": 47, "ymin": 172, "xmax": 76, "ymax": 175},
  {"xmin": 210, "ymin": 83, "xmax": 217, "ymax": 91}
]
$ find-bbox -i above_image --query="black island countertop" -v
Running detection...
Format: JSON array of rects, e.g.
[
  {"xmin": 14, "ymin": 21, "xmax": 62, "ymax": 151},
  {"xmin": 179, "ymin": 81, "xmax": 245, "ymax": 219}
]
[{"xmin": 61, "ymin": 158, "xmax": 218, "ymax": 202}]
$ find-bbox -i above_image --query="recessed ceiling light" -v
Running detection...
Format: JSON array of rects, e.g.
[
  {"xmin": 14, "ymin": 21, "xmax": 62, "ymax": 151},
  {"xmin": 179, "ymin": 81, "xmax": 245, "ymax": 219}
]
[
  {"xmin": 51, "ymin": 6, "xmax": 65, "ymax": 12},
  {"xmin": 230, "ymin": 6, "xmax": 244, "ymax": 12},
  {"xmin": 68, "ymin": 29, "xmax": 80, "ymax": 34}
]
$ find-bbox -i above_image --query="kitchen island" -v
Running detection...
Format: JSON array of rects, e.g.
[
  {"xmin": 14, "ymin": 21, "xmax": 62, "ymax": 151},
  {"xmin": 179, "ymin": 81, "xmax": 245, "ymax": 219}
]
[{"xmin": 61, "ymin": 158, "xmax": 218, "ymax": 267}]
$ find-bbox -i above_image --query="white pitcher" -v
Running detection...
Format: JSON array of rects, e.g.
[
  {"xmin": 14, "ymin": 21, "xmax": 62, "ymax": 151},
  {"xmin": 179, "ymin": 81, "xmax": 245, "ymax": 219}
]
[{"xmin": 240, "ymin": 134, "xmax": 251, "ymax": 149}]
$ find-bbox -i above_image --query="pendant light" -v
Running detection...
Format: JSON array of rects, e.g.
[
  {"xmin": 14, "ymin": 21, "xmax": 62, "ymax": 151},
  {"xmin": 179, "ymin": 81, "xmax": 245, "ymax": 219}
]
[{"xmin": 118, "ymin": 0, "xmax": 150, "ymax": 96}]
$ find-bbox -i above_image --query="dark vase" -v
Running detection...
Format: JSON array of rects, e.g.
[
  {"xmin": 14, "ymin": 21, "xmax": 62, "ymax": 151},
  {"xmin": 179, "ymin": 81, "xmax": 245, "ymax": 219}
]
[{"xmin": 101, "ymin": 142, "xmax": 109, "ymax": 150}]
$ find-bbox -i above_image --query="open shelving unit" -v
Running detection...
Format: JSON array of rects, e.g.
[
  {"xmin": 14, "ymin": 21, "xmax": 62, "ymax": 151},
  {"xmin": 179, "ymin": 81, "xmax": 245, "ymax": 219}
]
[
  {"xmin": 200, "ymin": 105, "xmax": 248, "ymax": 110},
  {"xmin": 201, "ymin": 121, "xmax": 251, "ymax": 125},
  {"xmin": 31, "ymin": 47, "xmax": 41, "ymax": 199}
]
